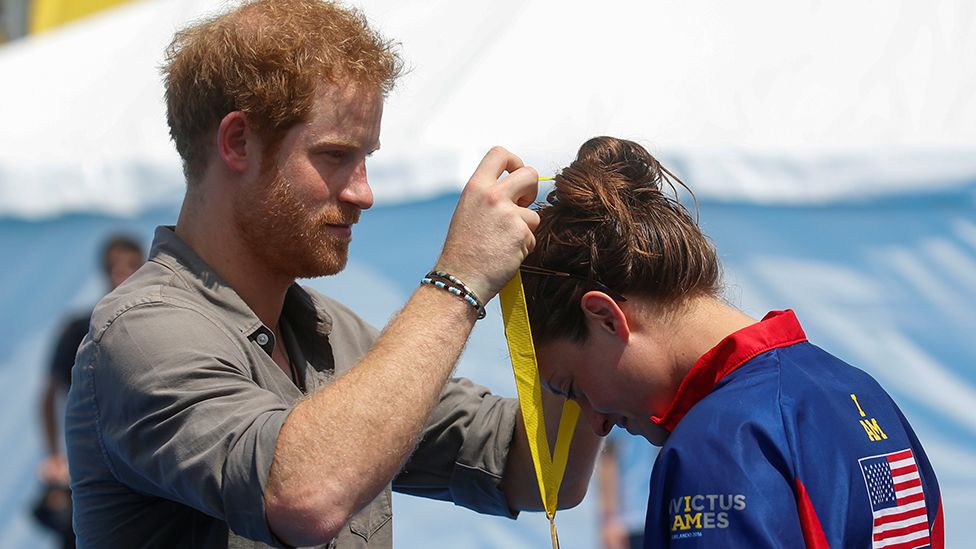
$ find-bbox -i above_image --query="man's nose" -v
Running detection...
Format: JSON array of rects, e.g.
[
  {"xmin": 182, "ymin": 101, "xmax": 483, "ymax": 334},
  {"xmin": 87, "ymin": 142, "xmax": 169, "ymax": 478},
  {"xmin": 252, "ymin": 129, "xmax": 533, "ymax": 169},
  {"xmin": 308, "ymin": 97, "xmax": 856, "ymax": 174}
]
[{"xmin": 340, "ymin": 160, "xmax": 374, "ymax": 210}]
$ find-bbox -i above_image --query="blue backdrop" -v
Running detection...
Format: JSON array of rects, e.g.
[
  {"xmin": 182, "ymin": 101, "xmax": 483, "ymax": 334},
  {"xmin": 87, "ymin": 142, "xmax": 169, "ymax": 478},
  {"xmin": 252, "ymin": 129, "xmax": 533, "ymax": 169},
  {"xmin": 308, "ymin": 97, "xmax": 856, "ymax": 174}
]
[{"xmin": 1, "ymin": 186, "xmax": 973, "ymax": 547}]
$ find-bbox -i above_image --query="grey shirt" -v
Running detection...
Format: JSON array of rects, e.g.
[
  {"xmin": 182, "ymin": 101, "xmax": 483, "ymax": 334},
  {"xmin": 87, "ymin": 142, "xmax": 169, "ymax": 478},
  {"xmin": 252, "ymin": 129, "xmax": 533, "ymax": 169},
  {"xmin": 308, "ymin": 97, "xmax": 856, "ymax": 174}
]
[{"xmin": 65, "ymin": 226, "xmax": 519, "ymax": 548}]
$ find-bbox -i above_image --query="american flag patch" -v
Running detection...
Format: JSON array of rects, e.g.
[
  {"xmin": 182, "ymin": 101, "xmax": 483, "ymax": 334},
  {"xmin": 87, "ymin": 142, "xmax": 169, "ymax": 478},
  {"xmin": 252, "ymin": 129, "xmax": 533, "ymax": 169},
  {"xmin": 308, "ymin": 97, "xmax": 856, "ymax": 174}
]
[{"xmin": 859, "ymin": 448, "xmax": 931, "ymax": 549}]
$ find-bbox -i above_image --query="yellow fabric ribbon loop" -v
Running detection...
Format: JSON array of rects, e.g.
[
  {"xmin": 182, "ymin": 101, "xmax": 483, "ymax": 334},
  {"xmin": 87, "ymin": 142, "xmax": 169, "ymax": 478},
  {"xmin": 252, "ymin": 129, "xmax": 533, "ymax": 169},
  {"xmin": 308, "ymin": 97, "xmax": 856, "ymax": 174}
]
[{"xmin": 500, "ymin": 271, "xmax": 580, "ymax": 548}]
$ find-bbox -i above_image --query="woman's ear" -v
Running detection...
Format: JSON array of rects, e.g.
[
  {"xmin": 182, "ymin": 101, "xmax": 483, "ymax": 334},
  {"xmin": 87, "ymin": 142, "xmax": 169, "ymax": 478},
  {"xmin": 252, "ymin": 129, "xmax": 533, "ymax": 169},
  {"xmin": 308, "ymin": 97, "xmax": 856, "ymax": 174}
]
[{"xmin": 580, "ymin": 291, "xmax": 631, "ymax": 344}]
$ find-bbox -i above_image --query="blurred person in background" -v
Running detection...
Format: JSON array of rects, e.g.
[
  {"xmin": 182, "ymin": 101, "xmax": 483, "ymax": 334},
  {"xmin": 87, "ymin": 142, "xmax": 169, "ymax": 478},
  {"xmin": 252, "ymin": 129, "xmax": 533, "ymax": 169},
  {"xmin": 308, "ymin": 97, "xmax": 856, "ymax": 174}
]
[
  {"xmin": 64, "ymin": 1, "xmax": 599, "ymax": 547},
  {"xmin": 523, "ymin": 136, "xmax": 943, "ymax": 548},
  {"xmin": 34, "ymin": 234, "xmax": 143, "ymax": 549},
  {"xmin": 597, "ymin": 430, "xmax": 654, "ymax": 549}
]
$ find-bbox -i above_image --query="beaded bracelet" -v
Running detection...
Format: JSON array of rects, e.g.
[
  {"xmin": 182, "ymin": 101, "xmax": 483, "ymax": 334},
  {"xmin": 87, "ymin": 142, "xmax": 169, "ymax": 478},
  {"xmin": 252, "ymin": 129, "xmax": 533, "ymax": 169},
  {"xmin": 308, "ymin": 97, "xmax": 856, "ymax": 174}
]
[
  {"xmin": 421, "ymin": 271, "xmax": 487, "ymax": 320},
  {"xmin": 428, "ymin": 270, "xmax": 484, "ymax": 307}
]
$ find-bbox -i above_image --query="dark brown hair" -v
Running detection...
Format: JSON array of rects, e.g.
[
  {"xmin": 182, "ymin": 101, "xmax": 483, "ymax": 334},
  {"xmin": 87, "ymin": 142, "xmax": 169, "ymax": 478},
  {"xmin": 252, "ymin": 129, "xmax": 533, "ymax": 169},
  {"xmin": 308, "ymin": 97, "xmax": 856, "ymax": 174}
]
[
  {"xmin": 101, "ymin": 234, "xmax": 144, "ymax": 275},
  {"xmin": 162, "ymin": 0, "xmax": 404, "ymax": 183},
  {"xmin": 523, "ymin": 136, "xmax": 721, "ymax": 343}
]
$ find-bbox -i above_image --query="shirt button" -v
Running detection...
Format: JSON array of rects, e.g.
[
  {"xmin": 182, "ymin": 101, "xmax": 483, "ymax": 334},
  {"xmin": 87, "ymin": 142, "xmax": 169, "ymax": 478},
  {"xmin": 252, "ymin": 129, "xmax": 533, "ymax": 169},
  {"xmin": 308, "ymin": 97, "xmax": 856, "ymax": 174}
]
[{"xmin": 256, "ymin": 333, "xmax": 270, "ymax": 346}]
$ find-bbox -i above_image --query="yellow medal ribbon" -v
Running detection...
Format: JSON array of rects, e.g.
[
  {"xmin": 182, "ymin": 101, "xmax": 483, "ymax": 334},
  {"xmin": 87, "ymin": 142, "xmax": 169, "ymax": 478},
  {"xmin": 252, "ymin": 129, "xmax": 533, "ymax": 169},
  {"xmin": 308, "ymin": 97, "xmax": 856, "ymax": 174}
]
[{"xmin": 499, "ymin": 270, "xmax": 580, "ymax": 549}]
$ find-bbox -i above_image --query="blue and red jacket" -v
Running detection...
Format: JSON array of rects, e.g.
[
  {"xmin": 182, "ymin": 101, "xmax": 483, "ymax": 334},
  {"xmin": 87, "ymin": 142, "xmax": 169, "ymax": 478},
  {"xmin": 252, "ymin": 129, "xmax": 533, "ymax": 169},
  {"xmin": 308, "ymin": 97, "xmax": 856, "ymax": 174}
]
[{"xmin": 644, "ymin": 310, "xmax": 943, "ymax": 548}]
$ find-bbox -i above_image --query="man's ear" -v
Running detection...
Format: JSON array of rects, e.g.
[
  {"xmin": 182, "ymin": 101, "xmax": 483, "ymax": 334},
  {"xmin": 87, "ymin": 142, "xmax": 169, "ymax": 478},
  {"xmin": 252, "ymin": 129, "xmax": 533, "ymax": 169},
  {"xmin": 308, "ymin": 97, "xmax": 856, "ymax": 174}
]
[
  {"xmin": 216, "ymin": 111, "xmax": 254, "ymax": 174},
  {"xmin": 580, "ymin": 291, "xmax": 630, "ymax": 343}
]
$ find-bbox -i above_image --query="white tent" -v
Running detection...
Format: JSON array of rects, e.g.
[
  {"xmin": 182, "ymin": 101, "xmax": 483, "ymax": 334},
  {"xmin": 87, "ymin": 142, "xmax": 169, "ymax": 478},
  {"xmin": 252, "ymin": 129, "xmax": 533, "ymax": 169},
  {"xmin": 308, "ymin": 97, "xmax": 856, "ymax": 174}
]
[{"xmin": 1, "ymin": 0, "xmax": 975, "ymax": 218}]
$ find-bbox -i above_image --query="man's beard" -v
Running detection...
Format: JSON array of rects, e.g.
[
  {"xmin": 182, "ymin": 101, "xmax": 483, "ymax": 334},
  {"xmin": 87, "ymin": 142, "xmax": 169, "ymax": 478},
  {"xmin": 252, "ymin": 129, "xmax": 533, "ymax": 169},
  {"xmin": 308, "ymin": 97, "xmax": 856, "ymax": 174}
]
[{"xmin": 234, "ymin": 169, "xmax": 360, "ymax": 280}]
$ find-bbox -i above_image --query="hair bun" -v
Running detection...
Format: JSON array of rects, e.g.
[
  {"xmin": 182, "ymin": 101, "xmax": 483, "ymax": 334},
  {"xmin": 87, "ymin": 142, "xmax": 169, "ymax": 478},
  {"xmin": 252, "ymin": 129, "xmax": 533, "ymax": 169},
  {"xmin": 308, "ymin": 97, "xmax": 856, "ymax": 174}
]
[{"xmin": 575, "ymin": 136, "xmax": 658, "ymax": 186}]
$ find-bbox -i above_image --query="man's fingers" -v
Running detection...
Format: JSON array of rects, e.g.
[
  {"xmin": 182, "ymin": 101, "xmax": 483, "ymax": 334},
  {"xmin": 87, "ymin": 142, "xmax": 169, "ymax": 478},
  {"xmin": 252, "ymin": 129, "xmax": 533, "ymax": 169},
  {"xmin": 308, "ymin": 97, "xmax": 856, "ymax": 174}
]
[
  {"xmin": 519, "ymin": 206, "xmax": 541, "ymax": 233},
  {"xmin": 472, "ymin": 146, "xmax": 525, "ymax": 182},
  {"xmin": 503, "ymin": 166, "xmax": 540, "ymax": 208}
]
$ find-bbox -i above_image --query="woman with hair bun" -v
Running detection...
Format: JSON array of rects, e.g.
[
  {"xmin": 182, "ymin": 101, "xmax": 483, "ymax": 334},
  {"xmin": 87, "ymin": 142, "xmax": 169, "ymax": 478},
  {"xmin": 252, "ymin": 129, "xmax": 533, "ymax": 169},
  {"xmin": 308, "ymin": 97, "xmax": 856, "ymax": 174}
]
[{"xmin": 523, "ymin": 136, "xmax": 943, "ymax": 548}]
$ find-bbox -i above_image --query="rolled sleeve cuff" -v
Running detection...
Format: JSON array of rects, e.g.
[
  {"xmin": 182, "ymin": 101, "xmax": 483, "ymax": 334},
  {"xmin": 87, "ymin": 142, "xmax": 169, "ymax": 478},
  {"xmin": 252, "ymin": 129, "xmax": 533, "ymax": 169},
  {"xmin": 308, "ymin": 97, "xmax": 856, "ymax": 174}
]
[
  {"xmin": 222, "ymin": 407, "xmax": 292, "ymax": 545},
  {"xmin": 449, "ymin": 394, "xmax": 520, "ymax": 519}
]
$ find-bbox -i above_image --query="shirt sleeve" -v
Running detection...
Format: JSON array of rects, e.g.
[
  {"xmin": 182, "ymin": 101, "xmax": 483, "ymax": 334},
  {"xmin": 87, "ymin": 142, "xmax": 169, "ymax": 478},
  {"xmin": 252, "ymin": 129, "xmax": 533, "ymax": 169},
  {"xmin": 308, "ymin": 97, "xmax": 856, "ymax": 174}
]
[
  {"xmin": 84, "ymin": 302, "xmax": 289, "ymax": 545},
  {"xmin": 393, "ymin": 376, "xmax": 520, "ymax": 519},
  {"xmin": 645, "ymin": 418, "xmax": 805, "ymax": 548}
]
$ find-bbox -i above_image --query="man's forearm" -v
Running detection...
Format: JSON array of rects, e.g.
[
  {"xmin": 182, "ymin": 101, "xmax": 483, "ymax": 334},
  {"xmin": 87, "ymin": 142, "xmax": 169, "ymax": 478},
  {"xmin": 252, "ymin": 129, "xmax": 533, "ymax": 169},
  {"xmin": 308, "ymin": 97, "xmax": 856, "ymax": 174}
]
[
  {"xmin": 503, "ymin": 391, "xmax": 603, "ymax": 511},
  {"xmin": 265, "ymin": 285, "xmax": 477, "ymax": 545},
  {"xmin": 559, "ymin": 416, "xmax": 604, "ymax": 508},
  {"xmin": 40, "ymin": 378, "xmax": 60, "ymax": 457}
]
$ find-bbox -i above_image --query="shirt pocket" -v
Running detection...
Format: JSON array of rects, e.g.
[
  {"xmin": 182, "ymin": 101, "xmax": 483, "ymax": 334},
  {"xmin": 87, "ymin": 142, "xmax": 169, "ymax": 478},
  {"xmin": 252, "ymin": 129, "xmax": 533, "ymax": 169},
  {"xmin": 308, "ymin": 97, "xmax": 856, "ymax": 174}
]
[{"xmin": 348, "ymin": 485, "xmax": 392, "ymax": 543}]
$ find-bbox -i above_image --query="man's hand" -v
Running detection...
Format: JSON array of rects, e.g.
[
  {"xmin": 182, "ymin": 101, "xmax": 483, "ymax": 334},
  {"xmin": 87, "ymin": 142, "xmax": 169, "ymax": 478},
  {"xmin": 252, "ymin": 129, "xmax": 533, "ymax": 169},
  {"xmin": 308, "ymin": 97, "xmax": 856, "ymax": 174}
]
[
  {"xmin": 435, "ymin": 147, "xmax": 540, "ymax": 301},
  {"xmin": 601, "ymin": 517, "xmax": 629, "ymax": 549},
  {"xmin": 38, "ymin": 454, "xmax": 70, "ymax": 487}
]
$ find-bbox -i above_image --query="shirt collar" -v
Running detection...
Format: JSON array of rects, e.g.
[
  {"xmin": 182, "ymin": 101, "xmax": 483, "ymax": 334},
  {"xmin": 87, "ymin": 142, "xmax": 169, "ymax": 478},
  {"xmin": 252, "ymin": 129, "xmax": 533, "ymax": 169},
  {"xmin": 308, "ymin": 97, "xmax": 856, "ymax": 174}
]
[
  {"xmin": 149, "ymin": 225, "xmax": 333, "ymax": 345},
  {"xmin": 651, "ymin": 309, "xmax": 808, "ymax": 432}
]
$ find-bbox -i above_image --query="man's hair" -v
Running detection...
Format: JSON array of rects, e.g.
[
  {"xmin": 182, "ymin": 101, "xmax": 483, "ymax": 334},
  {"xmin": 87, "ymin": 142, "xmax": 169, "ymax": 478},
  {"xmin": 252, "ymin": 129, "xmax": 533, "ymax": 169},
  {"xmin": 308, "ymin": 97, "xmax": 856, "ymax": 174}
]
[
  {"xmin": 162, "ymin": 0, "xmax": 404, "ymax": 183},
  {"xmin": 523, "ymin": 136, "xmax": 721, "ymax": 343},
  {"xmin": 101, "ymin": 234, "xmax": 144, "ymax": 275}
]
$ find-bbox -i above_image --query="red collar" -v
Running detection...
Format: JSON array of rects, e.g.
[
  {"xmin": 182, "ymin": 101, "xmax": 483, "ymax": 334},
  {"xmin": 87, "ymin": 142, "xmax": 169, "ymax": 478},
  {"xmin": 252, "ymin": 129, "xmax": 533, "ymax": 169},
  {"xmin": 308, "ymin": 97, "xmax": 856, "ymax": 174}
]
[{"xmin": 650, "ymin": 309, "xmax": 808, "ymax": 432}]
